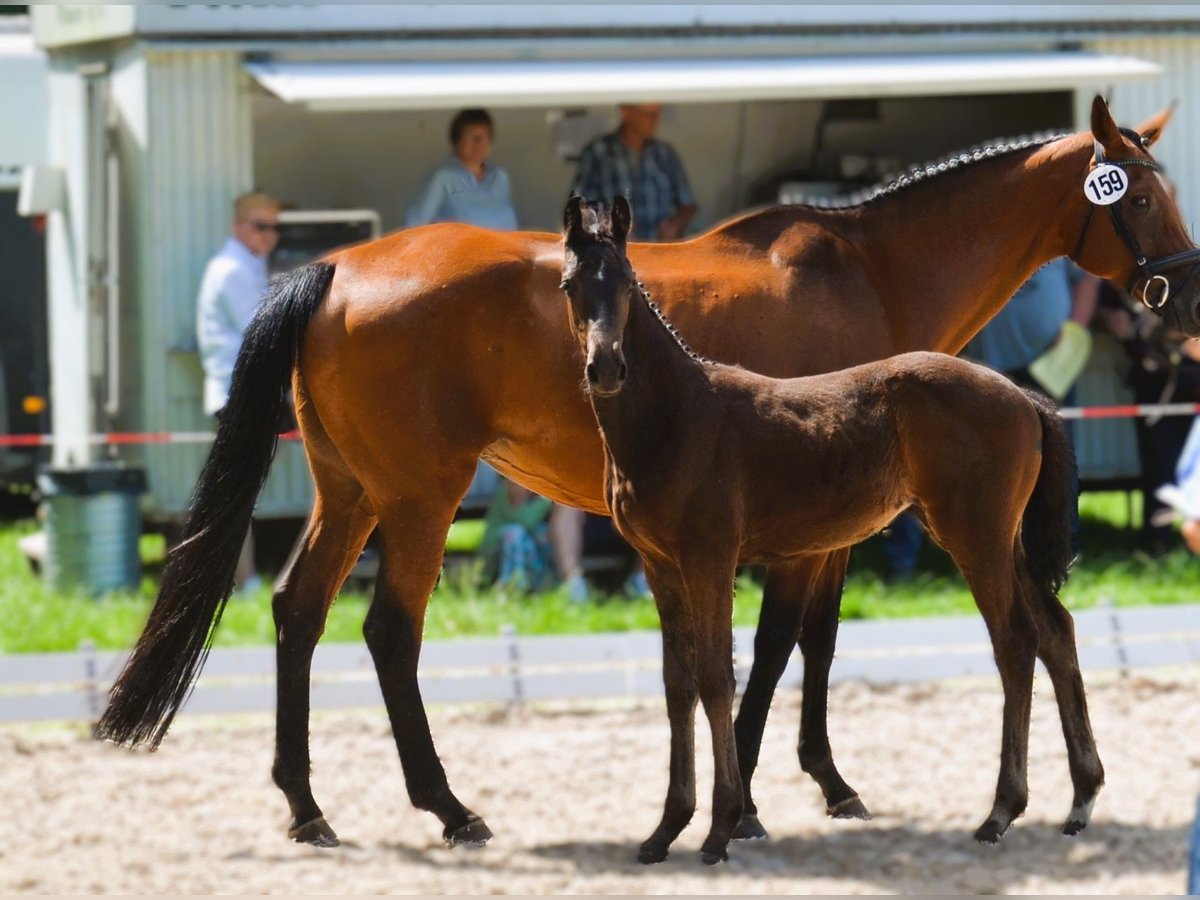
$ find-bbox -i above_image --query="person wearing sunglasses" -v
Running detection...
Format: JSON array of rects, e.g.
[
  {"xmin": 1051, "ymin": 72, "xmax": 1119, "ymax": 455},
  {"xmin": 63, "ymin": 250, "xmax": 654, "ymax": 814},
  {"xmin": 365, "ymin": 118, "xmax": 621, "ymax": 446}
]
[{"xmin": 195, "ymin": 190, "xmax": 281, "ymax": 593}]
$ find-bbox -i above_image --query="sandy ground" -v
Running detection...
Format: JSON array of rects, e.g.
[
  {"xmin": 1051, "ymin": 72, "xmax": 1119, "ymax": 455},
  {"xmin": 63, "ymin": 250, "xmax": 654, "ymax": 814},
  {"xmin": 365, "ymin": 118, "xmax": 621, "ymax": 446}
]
[{"xmin": 0, "ymin": 669, "xmax": 1196, "ymax": 894}]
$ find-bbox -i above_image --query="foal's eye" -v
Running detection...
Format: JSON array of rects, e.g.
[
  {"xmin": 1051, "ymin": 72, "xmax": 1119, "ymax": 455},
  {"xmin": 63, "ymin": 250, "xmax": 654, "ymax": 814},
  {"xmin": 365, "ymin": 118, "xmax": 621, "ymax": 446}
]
[{"xmin": 1131, "ymin": 195, "xmax": 1151, "ymax": 209}]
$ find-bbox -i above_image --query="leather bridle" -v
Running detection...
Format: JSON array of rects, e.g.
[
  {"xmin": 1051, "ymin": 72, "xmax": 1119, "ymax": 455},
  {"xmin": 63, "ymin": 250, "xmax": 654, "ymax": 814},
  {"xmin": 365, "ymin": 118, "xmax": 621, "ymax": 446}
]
[{"xmin": 1071, "ymin": 126, "xmax": 1200, "ymax": 315}]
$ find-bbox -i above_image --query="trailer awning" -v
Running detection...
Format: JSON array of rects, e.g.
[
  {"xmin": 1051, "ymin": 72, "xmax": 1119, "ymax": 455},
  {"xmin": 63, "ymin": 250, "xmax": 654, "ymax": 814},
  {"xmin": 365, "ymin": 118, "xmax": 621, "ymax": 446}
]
[{"xmin": 246, "ymin": 51, "xmax": 1161, "ymax": 112}]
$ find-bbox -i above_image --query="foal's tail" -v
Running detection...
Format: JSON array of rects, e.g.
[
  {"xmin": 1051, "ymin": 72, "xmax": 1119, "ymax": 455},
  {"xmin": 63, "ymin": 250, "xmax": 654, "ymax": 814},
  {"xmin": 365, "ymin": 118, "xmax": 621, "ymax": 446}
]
[
  {"xmin": 1019, "ymin": 389, "xmax": 1077, "ymax": 597},
  {"xmin": 94, "ymin": 261, "xmax": 337, "ymax": 749}
]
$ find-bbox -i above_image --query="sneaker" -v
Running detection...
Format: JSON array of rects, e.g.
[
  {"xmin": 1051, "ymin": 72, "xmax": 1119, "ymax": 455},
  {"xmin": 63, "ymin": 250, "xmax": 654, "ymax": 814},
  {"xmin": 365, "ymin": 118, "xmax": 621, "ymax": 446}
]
[
  {"xmin": 563, "ymin": 574, "xmax": 589, "ymax": 604},
  {"xmin": 624, "ymin": 569, "xmax": 651, "ymax": 599}
]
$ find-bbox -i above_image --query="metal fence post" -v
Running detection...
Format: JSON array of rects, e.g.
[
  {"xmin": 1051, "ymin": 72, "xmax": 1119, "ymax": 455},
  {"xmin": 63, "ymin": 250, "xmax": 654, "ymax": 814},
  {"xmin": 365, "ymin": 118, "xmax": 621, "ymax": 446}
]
[
  {"xmin": 1099, "ymin": 596, "xmax": 1129, "ymax": 678},
  {"xmin": 80, "ymin": 639, "xmax": 100, "ymax": 718},
  {"xmin": 501, "ymin": 624, "xmax": 524, "ymax": 707}
]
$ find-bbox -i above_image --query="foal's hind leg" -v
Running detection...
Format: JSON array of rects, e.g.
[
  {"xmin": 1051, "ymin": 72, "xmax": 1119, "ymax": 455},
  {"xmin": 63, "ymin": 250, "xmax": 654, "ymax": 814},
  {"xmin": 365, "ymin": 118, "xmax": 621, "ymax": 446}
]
[
  {"xmin": 796, "ymin": 550, "xmax": 870, "ymax": 820},
  {"xmin": 367, "ymin": 491, "xmax": 492, "ymax": 847},
  {"xmin": 272, "ymin": 489, "xmax": 376, "ymax": 847},
  {"xmin": 944, "ymin": 543, "xmax": 1037, "ymax": 844},
  {"xmin": 1023, "ymin": 579, "xmax": 1105, "ymax": 835}
]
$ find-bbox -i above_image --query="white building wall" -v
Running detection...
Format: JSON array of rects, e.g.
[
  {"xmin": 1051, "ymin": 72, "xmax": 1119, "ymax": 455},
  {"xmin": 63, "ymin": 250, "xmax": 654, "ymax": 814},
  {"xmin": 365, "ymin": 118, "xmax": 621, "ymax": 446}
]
[
  {"xmin": 1078, "ymin": 37, "xmax": 1200, "ymax": 233},
  {"xmin": 129, "ymin": 49, "xmax": 314, "ymax": 518}
]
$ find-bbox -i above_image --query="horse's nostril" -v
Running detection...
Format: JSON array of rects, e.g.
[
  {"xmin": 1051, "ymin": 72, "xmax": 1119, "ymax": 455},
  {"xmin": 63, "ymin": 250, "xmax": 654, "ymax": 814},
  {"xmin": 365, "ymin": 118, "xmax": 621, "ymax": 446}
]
[
  {"xmin": 617, "ymin": 363, "xmax": 628, "ymax": 382},
  {"xmin": 586, "ymin": 362, "xmax": 598, "ymax": 384}
]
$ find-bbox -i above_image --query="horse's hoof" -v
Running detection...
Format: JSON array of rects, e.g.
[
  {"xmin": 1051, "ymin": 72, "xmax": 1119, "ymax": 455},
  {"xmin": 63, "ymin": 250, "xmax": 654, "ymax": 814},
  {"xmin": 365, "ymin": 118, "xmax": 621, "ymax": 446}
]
[
  {"xmin": 973, "ymin": 818, "xmax": 1009, "ymax": 845},
  {"xmin": 1062, "ymin": 796, "xmax": 1096, "ymax": 836},
  {"xmin": 444, "ymin": 815, "xmax": 493, "ymax": 848},
  {"xmin": 288, "ymin": 816, "xmax": 340, "ymax": 848},
  {"xmin": 731, "ymin": 812, "xmax": 769, "ymax": 841},
  {"xmin": 828, "ymin": 795, "xmax": 872, "ymax": 820},
  {"xmin": 638, "ymin": 844, "xmax": 668, "ymax": 865}
]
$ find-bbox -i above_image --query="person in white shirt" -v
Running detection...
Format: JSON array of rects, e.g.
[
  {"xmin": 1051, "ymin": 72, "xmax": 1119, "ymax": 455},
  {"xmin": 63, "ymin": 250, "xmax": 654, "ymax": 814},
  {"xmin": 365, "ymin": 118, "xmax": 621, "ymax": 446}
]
[{"xmin": 195, "ymin": 191, "xmax": 281, "ymax": 592}]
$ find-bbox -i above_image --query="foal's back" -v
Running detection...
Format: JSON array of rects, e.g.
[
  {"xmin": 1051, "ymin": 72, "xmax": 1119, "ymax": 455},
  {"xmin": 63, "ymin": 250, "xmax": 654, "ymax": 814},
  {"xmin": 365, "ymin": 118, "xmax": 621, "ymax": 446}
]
[{"xmin": 669, "ymin": 351, "xmax": 1042, "ymax": 562}]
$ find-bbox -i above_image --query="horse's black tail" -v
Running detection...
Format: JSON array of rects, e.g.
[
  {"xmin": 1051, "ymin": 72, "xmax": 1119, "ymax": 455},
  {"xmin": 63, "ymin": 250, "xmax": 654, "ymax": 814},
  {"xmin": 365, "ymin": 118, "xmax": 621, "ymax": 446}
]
[
  {"xmin": 1020, "ymin": 389, "xmax": 1078, "ymax": 597},
  {"xmin": 94, "ymin": 261, "xmax": 336, "ymax": 749}
]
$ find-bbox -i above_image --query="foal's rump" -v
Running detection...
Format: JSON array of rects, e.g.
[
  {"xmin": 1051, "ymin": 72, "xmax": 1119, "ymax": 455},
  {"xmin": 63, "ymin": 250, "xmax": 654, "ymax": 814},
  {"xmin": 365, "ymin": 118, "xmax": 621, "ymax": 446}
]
[{"xmin": 880, "ymin": 352, "xmax": 1075, "ymax": 594}]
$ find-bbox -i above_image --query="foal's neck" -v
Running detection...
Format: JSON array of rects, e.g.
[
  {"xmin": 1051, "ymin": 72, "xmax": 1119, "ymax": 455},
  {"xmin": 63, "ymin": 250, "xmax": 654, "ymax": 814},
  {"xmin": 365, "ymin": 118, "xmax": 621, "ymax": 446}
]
[{"xmin": 590, "ymin": 292, "xmax": 710, "ymax": 466}]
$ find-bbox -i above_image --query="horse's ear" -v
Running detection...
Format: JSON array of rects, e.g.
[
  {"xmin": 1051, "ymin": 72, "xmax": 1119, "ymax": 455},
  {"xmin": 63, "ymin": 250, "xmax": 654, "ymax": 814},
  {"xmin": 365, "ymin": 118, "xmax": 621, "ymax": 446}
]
[
  {"xmin": 1134, "ymin": 102, "xmax": 1176, "ymax": 148},
  {"xmin": 611, "ymin": 194, "xmax": 633, "ymax": 245},
  {"xmin": 1090, "ymin": 94, "xmax": 1127, "ymax": 156},
  {"xmin": 563, "ymin": 194, "xmax": 584, "ymax": 238}
]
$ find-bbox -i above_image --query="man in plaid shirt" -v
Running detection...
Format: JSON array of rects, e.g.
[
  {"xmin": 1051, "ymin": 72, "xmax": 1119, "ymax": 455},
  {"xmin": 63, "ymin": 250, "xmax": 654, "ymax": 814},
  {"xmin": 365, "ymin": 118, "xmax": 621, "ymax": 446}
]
[{"xmin": 570, "ymin": 104, "xmax": 697, "ymax": 242}]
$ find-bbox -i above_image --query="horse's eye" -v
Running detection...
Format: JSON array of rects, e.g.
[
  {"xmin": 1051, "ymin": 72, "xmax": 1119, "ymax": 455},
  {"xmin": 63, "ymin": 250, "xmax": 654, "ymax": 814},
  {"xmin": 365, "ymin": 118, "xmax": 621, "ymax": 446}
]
[{"xmin": 1132, "ymin": 196, "xmax": 1151, "ymax": 209}]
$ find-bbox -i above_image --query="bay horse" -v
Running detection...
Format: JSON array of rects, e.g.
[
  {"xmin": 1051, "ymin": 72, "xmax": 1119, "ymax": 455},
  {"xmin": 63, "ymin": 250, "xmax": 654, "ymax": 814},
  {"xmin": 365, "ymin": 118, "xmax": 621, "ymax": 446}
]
[
  {"xmin": 561, "ymin": 194, "xmax": 1080, "ymax": 863},
  {"xmin": 96, "ymin": 97, "xmax": 1198, "ymax": 850}
]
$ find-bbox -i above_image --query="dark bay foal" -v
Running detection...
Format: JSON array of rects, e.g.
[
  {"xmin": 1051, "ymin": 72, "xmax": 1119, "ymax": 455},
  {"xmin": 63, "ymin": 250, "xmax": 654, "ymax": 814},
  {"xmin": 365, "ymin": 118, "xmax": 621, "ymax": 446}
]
[{"xmin": 560, "ymin": 196, "xmax": 1102, "ymax": 865}]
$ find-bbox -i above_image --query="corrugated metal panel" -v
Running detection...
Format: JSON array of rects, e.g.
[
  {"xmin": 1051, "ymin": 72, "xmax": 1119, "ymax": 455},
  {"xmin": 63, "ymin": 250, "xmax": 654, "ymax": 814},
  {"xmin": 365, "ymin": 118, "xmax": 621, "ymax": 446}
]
[
  {"xmin": 1080, "ymin": 37, "xmax": 1200, "ymax": 232},
  {"xmin": 134, "ymin": 50, "xmax": 313, "ymax": 519}
]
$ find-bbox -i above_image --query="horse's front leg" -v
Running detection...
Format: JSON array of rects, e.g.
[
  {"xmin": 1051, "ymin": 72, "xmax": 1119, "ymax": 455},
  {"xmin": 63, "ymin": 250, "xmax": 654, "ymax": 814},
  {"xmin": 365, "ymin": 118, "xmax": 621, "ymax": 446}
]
[{"xmin": 638, "ymin": 560, "xmax": 698, "ymax": 865}]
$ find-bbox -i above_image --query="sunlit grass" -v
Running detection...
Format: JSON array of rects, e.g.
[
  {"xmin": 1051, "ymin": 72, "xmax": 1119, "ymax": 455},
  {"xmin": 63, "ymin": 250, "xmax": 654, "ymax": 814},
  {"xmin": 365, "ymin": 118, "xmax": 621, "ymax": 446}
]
[{"xmin": 0, "ymin": 490, "xmax": 1194, "ymax": 653}]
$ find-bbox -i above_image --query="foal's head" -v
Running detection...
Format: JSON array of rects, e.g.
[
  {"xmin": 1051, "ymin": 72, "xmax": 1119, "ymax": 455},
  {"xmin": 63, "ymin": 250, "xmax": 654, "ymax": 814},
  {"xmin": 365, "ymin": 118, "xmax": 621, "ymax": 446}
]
[{"xmin": 561, "ymin": 195, "xmax": 636, "ymax": 397}]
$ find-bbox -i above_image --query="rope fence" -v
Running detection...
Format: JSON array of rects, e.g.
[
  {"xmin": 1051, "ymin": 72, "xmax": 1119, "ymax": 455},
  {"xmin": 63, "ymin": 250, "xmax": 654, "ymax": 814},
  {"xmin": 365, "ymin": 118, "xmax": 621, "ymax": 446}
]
[{"xmin": 2, "ymin": 403, "xmax": 1199, "ymax": 448}]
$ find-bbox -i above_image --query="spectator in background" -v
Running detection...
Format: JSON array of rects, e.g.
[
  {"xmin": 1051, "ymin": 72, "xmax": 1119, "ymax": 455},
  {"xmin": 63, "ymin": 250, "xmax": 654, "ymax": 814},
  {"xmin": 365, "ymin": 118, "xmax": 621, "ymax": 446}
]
[
  {"xmin": 559, "ymin": 103, "xmax": 699, "ymax": 598},
  {"xmin": 404, "ymin": 108, "xmax": 518, "ymax": 230},
  {"xmin": 479, "ymin": 480, "xmax": 554, "ymax": 594},
  {"xmin": 1096, "ymin": 279, "xmax": 1200, "ymax": 552},
  {"xmin": 196, "ymin": 190, "xmax": 281, "ymax": 593},
  {"xmin": 882, "ymin": 258, "xmax": 1100, "ymax": 580},
  {"xmin": 570, "ymin": 103, "xmax": 697, "ymax": 241}
]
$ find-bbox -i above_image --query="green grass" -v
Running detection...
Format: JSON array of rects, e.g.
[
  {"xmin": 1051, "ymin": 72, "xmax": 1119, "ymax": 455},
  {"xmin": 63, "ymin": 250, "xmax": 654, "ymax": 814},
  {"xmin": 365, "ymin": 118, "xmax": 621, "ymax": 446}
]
[{"xmin": 0, "ymin": 491, "xmax": 1195, "ymax": 653}]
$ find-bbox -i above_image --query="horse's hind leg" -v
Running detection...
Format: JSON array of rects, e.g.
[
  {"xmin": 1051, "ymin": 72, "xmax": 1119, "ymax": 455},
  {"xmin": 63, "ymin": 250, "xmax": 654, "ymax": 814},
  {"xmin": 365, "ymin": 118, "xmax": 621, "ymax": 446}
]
[
  {"xmin": 733, "ymin": 561, "xmax": 811, "ymax": 840},
  {"xmin": 1023, "ymin": 578, "xmax": 1104, "ymax": 834},
  {"xmin": 367, "ymin": 484, "xmax": 491, "ymax": 847},
  {"xmin": 795, "ymin": 548, "xmax": 870, "ymax": 820},
  {"xmin": 272, "ymin": 487, "xmax": 376, "ymax": 847}
]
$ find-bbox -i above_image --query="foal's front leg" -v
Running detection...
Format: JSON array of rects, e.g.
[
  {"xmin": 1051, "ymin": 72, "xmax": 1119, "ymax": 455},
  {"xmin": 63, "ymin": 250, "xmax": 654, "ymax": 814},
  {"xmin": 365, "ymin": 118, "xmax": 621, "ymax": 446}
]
[{"xmin": 638, "ymin": 562, "xmax": 699, "ymax": 865}]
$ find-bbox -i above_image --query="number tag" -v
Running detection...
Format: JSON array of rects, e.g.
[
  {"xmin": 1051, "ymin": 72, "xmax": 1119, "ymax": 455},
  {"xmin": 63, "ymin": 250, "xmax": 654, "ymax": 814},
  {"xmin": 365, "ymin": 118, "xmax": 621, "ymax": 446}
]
[{"xmin": 1084, "ymin": 164, "xmax": 1128, "ymax": 206}]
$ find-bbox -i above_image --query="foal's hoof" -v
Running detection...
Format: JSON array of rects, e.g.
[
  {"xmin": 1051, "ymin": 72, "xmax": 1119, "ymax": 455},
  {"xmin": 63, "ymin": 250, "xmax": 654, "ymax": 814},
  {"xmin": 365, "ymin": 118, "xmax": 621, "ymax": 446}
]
[
  {"xmin": 1062, "ymin": 798, "xmax": 1096, "ymax": 837},
  {"xmin": 700, "ymin": 846, "xmax": 729, "ymax": 866},
  {"xmin": 973, "ymin": 818, "xmax": 1011, "ymax": 845},
  {"xmin": 444, "ymin": 815, "xmax": 493, "ymax": 848},
  {"xmin": 828, "ymin": 795, "xmax": 872, "ymax": 820},
  {"xmin": 731, "ymin": 812, "xmax": 769, "ymax": 841},
  {"xmin": 637, "ymin": 843, "xmax": 669, "ymax": 865},
  {"xmin": 288, "ymin": 816, "xmax": 340, "ymax": 848}
]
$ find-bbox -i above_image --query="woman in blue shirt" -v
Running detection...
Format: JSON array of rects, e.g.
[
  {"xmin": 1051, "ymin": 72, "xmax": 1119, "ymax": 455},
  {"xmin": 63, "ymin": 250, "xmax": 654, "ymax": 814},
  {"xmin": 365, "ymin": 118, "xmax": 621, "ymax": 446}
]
[{"xmin": 404, "ymin": 108, "xmax": 519, "ymax": 231}]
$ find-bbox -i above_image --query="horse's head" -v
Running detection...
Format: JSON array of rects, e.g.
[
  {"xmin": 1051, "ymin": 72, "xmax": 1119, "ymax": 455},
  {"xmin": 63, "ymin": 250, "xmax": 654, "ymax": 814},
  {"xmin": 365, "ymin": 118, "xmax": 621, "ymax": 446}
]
[
  {"xmin": 561, "ymin": 194, "xmax": 636, "ymax": 397},
  {"xmin": 1071, "ymin": 95, "xmax": 1200, "ymax": 335}
]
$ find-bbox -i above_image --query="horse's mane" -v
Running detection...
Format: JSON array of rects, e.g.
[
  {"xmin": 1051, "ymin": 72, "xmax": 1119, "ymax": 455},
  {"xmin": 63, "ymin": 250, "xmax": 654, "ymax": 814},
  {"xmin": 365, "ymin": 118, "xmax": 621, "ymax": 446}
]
[{"xmin": 752, "ymin": 130, "xmax": 1072, "ymax": 214}]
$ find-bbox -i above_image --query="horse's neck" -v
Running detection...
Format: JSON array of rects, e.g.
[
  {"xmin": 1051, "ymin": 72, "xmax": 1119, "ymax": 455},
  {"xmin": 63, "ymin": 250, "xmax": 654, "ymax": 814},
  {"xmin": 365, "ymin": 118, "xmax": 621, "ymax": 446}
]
[
  {"xmin": 591, "ymin": 297, "xmax": 707, "ymax": 469},
  {"xmin": 800, "ymin": 137, "xmax": 1092, "ymax": 355}
]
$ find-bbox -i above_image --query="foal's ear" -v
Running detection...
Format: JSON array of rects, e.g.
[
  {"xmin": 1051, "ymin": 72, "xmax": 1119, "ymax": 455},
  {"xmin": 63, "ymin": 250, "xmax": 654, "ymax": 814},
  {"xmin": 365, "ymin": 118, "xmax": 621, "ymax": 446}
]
[
  {"xmin": 1134, "ymin": 102, "xmax": 1176, "ymax": 149},
  {"xmin": 611, "ymin": 194, "xmax": 632, "ymax": 245},
  {"xmin": 563, "ymin": 195, "xmax": 584, "ymax": 238},
  {"xmin": 1090, "ymin": 94, "xmax": 1127, "ymax": 157}
]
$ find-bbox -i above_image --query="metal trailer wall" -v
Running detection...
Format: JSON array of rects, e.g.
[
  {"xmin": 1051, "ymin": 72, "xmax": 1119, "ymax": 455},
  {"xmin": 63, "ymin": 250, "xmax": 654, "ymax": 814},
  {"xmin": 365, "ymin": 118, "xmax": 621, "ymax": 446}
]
[
  {"xmin": 1079, "ymin": 37, "xmax": 1200, "ymax": 228},
  {"xmin": 121, "ymin": 50, "xmax": 312, "ymax": 520}
]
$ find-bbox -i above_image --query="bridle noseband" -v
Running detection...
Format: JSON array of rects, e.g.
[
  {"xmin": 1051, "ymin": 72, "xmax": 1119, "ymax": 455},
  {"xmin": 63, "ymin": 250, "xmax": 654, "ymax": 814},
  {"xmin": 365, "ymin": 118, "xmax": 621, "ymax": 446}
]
[{"xmin": 1071, "ymin": 126, "xmax": 1200, "ymax": 315}]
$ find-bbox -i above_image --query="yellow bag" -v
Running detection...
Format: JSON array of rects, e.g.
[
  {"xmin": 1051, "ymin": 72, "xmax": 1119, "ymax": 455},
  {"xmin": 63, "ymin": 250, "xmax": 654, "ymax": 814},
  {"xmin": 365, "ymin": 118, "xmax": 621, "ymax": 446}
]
[{"xmin": 1029, "ymin": 321, "xmax": 1093, "ymax": 401}]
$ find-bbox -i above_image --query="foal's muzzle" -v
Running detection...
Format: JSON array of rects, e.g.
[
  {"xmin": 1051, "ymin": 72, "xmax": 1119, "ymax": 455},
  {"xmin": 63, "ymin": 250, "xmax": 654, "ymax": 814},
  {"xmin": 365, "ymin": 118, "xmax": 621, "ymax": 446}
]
[{"xmin": 586, "ymin": 345, "xmax": 627, "ymax": 397}]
